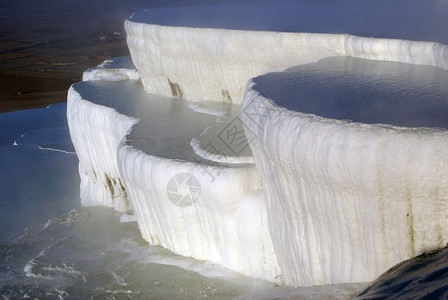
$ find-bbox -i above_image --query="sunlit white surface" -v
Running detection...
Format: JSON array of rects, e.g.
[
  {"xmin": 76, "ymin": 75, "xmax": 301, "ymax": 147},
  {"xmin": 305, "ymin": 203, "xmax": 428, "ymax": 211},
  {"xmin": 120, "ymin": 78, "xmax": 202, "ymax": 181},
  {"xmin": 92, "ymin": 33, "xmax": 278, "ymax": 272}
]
[
  {"xmin": 82, "ymin": 55, "xmax": 140, "ymax": 82},
  {"xmin": 65, "ymin": 0, "xmax": 448, "ymax": 294},
  {"xmin": 9, "ymin": 0, "xmax": 448, "ymax": 298},
  {"xmin": 3, "ymin": 104, "xmax": 354, "ymax": 299},
  {"xmin": 127, "ymin": 2, "xmax": 448, "ymax": 43},
  {"xmin": 242, "ymin": 56, "xmax": 448, "ymax": 287},
  {"xmin": 125, "ymin": 2, "xmax": 448, "ymax": 104},
  {"xmin": 67, "ymin": 77, "xmax": 281, "ymax": 282}
]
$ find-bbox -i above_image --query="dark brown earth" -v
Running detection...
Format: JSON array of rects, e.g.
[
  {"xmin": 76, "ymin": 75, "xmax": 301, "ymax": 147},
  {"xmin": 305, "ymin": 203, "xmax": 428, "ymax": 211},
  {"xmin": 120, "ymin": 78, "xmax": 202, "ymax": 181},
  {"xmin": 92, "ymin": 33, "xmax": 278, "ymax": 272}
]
[
  {"xmin": 0, "ymin": 0, "xmax": 192, "ymax": 113},
  {"xmin": 0, "ymin": 0, "xmax": 164, "ymax": 113},
  {"xmin": 0, "ymin": 0, "xmax": 274, "ymax": 113},
  {"xmin": 0, "ymin": 1, "xmax": 130, "ymax": 112}
]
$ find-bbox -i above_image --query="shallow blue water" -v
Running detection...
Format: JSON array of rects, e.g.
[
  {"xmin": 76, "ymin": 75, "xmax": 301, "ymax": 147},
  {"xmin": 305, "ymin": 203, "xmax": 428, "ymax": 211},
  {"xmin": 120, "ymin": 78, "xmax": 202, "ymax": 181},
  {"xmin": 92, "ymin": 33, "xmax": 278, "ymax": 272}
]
[
  {"xmin": 0, "ymin": 105, "xmax": 278, "ymax": 299},
  {"xmin": 254, "ymin": 56, "xmax": 448, "ymax": 129},
  {"xmin": 0, "ymin": 104, "xmax": 80, "ymax": 241},
  {"xmin": 0, "ymin": 104, "xmax": 367, "ymax": 299}
]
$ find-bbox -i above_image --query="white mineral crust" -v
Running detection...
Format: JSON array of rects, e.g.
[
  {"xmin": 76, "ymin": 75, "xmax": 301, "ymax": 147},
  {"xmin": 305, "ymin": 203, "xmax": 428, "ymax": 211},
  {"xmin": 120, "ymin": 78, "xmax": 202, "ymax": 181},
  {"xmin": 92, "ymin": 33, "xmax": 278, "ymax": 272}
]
[
  {"xmin": 68, "ymin": 6, "xmax": 448, "ymax": 288},
  {"xmin": 125, "ymin": 17, "xmax": 447, "ymax": 104},
  {"xmin": 67, "ymin": 77, "xmax": 281, "ymax": 283},
  {"xmin": 242, "ymin": 56, "xmax": 448, "ymax": 287}
]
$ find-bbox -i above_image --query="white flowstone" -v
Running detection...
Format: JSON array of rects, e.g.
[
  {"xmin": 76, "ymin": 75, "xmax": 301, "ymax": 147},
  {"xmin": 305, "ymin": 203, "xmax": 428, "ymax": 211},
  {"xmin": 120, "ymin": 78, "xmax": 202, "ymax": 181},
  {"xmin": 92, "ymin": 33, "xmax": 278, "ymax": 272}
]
[
  {"xmin": 68, "ymin": 2, "xmax": 448, "ymax": 288},
  {"xmin": 67, "ymin": 85, "xmax": 137, "ymax": 212},
  {"xmin": 67, "ymin": 79, "xmax": 281, "ymax": 283},
  {"xmin": 125, "ymin": 6, "xmax": 447, "ymax": 104},
  {"xmin": 82, "ymin": 56, "xmax": 140, "ymax": 82},
  {"xmin": 242, "ymin": 56, "xmax": 448, "ymax": 287}
]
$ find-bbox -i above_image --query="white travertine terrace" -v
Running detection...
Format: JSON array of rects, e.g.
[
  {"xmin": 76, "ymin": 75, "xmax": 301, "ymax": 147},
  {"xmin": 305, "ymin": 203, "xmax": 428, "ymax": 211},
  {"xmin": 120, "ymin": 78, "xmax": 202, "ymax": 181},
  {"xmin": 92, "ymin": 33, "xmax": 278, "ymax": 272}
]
[
  {"xmin": 82, "ymin": 56, "xmax": 141, "ymax": 82},
  {"xmin": 67, "ymin": 85, "xmax": 137, "ymax": 212},
  {"xmin": 68, "ymin": 3, "xmax": 448, "ymax": 288},
  {"xmin": 125, "ymin": 10, "xmax": 447, "ymax": 104},
  {"xmin": 242, "ymin": 56, "xmax": 448, "ymax": 286},
  {"xmin": 68, "ymin": 75, "xmax": 281, "ymax": 283}
]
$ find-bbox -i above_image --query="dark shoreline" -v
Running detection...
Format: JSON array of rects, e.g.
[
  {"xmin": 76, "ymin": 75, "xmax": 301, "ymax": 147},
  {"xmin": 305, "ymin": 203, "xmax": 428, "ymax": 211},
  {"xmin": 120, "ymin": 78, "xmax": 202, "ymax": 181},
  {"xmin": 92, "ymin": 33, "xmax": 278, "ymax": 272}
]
[{"xmin": 0, "ymin": 40, "xmax": 128, "ymax": 113}]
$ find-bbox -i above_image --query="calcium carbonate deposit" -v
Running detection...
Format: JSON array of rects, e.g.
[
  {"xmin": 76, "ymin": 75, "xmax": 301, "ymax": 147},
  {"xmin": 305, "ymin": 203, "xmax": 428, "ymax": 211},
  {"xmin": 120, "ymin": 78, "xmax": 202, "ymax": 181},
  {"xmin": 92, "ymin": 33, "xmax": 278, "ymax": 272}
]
[
  {"xmin": 65, "ymin": 0, "xmax": 448, "ymax": 293},
  {"xmin": 243, "ymin": 56, "xmax": 448, "ymax": 286}
]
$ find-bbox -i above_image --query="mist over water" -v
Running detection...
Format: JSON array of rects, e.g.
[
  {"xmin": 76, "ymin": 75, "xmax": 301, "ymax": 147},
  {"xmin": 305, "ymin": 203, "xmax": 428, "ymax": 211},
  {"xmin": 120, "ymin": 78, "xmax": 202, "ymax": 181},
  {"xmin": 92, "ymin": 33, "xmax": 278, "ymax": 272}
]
[
  {"xmin": 0, "ymin": 207, "xmax": 266, "ymax": 299},
  {"xmin": 0, "ymin": 104, "xmax": 364, "ymax": 298},
  {"xmin": 0, "ymin": 105, "xmax": 272, "ymax": 299}
]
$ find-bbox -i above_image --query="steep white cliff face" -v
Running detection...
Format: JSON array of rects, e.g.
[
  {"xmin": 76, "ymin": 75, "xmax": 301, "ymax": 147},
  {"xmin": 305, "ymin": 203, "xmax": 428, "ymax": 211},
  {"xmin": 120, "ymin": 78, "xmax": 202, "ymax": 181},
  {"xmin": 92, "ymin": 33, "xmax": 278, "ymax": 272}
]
[
  {"xmin": 68, "ymin": 57, "xmax": 140, "ymax": 212},
  {"xmin": 117, "ymin": 145, "xmax": 281, "ymax": 282},
  {"xmin": 67, "ymin": 76, "xmax": 281, "ymax": 283},
  {"xmin": 343, "ymin": 35, "xmax": 448, "ymax": 70},
  {"xmin": 67, "ymin": 85, "xmax": 137, "ymax": 212},
  {"xmin": 125, "ymin": 8, "xmax": 447, "ymax": 104},
  {"xmin": 242, "ymin": 56, "xmax": 448, "ymax": 287},
  {"xmin": 125, "ymin": 19, "xmax": 344, "ymax": 104}
]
